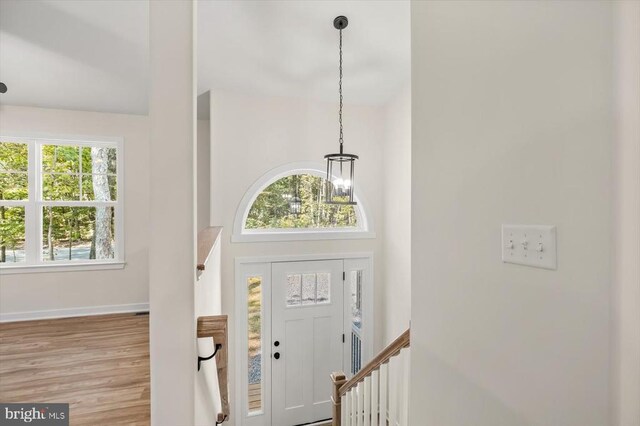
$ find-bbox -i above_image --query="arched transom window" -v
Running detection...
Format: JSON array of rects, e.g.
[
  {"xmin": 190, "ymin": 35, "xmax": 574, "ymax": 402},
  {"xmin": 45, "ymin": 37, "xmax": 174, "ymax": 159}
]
[
  {"xmin": 233, "ymin": 163, "xmax": 374, "ymax": 242},
  {"xmin": 246, "ymin": 174, "xmax": 357, "ymax": 230}
]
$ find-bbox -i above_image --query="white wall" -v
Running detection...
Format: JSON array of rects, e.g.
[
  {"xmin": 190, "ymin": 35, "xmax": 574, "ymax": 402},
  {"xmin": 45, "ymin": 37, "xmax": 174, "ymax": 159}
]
[
  {"xmin": 410, "ymin": 2, "xmax": 612, "ymax": 425},
  {"xmin": 612, "ymin": 1, "xmax": 640, "ymax": 425},
  {"xmin": 0, "ymin": 105, "xmax": 149, "ymax": 318},
  {"xmin": 381, "ymin": 85, "xmax": 411, "ymax": 345},
  {"xmin": 195, "ymin": 238, "xmax": 223, "ymax": 425},
  {"xmin": 148, "ymin": 1, "xmax": 195, "ymax": 424},
  {"xmin": 197, "ymin": 89, "xmax": 211, "ymax": 232},
  {"xmin": 209, "ymin": 89, "xmax": 385, "ymax": 424},
  {"xmin": 197, "ymin": 117, "xmax": 211, "ymax": 232}
]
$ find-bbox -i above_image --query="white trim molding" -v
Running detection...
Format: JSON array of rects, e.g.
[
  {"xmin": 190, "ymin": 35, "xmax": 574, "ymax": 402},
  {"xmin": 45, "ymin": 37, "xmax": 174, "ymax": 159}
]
[
  {"xmin": 0, "ymin": 302, "xmax": 149, "ymax": 323},
  {"xmin": 232, "ymin": 162, "xmax": 375, "ymax": 243},
  {"xmin": 0, "ymin": 261, "xmax": 126, "ymax": 275},
  {"xmin": 234, "ymin": 252, "xmax": 375, "ymax": 425}
]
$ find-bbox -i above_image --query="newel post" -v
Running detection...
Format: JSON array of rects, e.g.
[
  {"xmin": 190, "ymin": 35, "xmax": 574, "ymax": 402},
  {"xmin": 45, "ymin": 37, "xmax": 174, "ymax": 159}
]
[{"xmin": 331, "ymin": 372, "xmax": 347, "ymax": 425}]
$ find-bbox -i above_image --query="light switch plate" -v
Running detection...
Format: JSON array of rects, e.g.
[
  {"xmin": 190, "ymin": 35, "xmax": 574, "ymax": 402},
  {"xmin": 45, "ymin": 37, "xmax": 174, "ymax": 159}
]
[{"xmin": 502, "ymin": 225, "xmax": 557, "ymax": 270}]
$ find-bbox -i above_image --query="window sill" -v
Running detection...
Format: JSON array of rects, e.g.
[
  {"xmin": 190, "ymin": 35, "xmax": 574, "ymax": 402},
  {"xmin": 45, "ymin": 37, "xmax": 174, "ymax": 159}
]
[
  {"xmin": 0, "ymin": 261, "xmax": 126, "ymax": 275},
  {"xmin": 231, "ymin": 230, "xmax": 376, "ymax": 243}
]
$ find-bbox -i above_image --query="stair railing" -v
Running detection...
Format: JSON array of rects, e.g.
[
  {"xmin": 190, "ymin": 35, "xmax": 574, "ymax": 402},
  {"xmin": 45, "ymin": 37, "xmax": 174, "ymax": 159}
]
[
  {"xmin": 331, "ymin": 328, "xmax": 410, "ymax": 426},
  {"xmin": 197, "ymin": 315, "xmax": 229, "ymax": 423}
]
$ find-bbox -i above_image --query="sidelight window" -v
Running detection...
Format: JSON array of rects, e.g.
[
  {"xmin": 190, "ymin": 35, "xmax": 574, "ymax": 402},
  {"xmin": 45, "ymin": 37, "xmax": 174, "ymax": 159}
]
[{"xmin": 247, "ymin": 275, "xmax": 263, "ymax": 414}]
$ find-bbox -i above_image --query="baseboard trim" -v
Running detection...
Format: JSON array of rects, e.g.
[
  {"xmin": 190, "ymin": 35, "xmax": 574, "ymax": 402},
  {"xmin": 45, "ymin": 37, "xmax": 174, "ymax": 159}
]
[{"xmin": 0, "ymin": 302, "xmax": 150, "ymax": 323}]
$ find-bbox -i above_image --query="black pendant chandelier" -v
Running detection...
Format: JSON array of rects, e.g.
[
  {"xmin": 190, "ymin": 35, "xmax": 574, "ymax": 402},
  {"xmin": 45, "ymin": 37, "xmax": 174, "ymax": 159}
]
[{"xmin": 324, "ymin": 15, "xmax": 358, "ymax": 205}]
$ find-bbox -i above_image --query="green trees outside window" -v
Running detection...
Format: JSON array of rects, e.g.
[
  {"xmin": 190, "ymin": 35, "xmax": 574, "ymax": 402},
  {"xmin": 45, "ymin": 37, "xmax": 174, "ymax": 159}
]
[
  {"xmin": 246, "ymin": 174, "xmax": 357, "ymax": 230},
  {"xmin": 0, "ymin": 142, "xmax": 28, "ymax": 263},
  {"xmin": 0, "ymin": 140, "xmax": 119, "ymax": 264}
]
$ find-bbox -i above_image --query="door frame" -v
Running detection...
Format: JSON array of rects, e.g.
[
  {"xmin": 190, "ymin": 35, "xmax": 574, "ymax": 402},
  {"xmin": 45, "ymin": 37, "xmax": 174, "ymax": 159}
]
[{"xmin": 234, "ymin": 252, "xmax": 374, "ymax": 426}]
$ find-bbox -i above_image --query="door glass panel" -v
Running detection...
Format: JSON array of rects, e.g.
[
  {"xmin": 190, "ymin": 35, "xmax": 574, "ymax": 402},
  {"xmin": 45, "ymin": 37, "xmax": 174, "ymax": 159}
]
[
  {"xmin": 350, "ymin": 270, "xmax": 363, "ymax": 374},
  {"xmin": 302, "ymin": 274, "xmax": 316, "ymax": 305},
  {"xmin": 247, "ymin": 276, "xmax": 262, "ymax": 414},
  {"xmin": 316, "ymin": 273, "xmax": 330, "ymax": 304},
  {"xmin": 286, "ymin": 274, "xmax": 302, "ymax": 306},
  {"xmin": 287, "ymin": 272, "xmax": 331, "ymax": 307}
]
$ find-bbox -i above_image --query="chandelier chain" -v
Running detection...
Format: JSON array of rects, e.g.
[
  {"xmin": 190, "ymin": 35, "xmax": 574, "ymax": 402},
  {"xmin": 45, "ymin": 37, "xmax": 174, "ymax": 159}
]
[{"xmin": 339, "ymin": 28, "xmax": 343, "ymax": 152}]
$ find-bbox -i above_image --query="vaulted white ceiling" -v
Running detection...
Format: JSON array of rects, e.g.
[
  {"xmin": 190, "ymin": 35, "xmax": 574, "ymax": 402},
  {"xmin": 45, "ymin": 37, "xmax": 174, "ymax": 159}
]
[
  {"xmin": 198, "ymin": 1, "xmax": 410, "ymax": 106},
  {"xmin": 0, "ymin": 1, "xmax": 410, "ymax": 115},
  {"xmin": 0, "ymin": 0, "xmax": 149, "ymax": 115}
]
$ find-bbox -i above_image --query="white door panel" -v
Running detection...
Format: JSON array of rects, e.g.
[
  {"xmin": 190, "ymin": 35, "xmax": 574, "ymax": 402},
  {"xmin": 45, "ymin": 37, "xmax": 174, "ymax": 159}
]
[{"xmin": 272, "ymin": 260, "xmax": 344, "ymax": 426}]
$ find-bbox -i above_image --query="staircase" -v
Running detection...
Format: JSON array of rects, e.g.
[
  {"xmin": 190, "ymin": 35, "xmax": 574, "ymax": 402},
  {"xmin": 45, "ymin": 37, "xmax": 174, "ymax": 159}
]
[{"xmin": 331, "ymin": 328, "xmax": 411, "ymax": 426}]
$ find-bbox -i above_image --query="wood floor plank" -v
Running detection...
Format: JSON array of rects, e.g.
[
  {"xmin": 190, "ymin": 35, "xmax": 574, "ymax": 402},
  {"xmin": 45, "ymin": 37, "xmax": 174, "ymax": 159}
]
[{"xmin": 0, "ymin": 313, "xmax": 150, "ymax": 425}]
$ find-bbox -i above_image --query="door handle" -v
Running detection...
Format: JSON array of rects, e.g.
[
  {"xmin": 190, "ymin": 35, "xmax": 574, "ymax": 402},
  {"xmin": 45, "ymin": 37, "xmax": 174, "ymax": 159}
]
[{"xmin": 274, "ymin": 352, "xmax": 280, "ymax": 360}]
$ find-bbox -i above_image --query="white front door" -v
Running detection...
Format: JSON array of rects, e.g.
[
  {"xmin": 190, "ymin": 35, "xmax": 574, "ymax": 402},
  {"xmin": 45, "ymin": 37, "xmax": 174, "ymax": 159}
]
[{"xmin": 271, "ymin": 260, "xmax": 344, "ymax": 426}]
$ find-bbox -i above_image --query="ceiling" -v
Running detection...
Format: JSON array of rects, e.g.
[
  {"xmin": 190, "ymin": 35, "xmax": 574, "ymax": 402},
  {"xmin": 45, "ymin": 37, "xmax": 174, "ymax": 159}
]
[
  {"xmin": 198, "ymin": 1, "xmax": 410, "ymax": 106},
  {"xmin": 0, "ymin": 1, "xmax": 410, "ymax": 115},
  {"xmin": 0, "ymin": 0, "xmax": 149, "ymax": 115}
]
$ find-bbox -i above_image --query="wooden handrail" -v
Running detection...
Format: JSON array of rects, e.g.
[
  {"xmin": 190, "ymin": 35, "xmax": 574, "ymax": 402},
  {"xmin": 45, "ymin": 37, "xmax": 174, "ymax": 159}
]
[
  {"xmin": 197, "ymin": 315, "xmax": 229, "ymax": 423},
  {"xmin": 338, "ymin": 328, "xmax": 410, "ymax": 397},
  {"xmin": 330, "ymin": 372, "xmax": 347, "ymax": 422},
  {"xmin": 197, "ymin": 226, "xmax": 223, "ymax": 272}
]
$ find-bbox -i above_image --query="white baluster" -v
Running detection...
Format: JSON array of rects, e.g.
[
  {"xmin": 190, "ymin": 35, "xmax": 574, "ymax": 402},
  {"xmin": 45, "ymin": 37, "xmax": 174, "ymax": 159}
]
[
  {"xmin": 357, "ymin": 381, "xmax": 364, "ymax": 426},
  {"xmin": 371, "ymin": 370, "xmax": 380, "ymax": 426},
  {"xmin": 401, "ymin": 348, "xmax": 411, "ymax": 426},
  {"xmin": 351, "ymin": 386, "xmax": 358, "ymax": 425},
  {"xmin": 389, "ymin": 356, "xmax": 398, "ymax": 426},
  {"xmin": 379, "ymin": 363, "xmax": 388, "ymax": 426},
  {"xmin": 344, "ymin": 389, "xmax": 351, "ymax": 426},
  {"xmin": 364, "ymin": 376, "xmax": 371, "ymax": 426}
]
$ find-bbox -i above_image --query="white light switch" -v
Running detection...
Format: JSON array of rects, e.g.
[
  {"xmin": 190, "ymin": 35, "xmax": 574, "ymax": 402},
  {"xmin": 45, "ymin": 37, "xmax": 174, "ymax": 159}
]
[{"xmin": 502, "ymin": 225, "xmax": 557, "ymax": 270}]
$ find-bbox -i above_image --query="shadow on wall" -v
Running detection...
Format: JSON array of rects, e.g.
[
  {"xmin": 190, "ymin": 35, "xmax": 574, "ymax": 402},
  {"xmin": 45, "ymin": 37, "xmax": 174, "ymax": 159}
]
[
  {"xmin": 411, "ymin": 350, "xmax": 529, "ymax": 426},
  {"xmin": 0, "ymin": 1, "xmax": 145, "ymax": 81}
]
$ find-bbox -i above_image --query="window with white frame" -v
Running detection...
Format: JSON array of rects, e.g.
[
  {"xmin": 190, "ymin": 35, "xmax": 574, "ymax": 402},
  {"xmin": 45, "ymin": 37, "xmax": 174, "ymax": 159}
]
[
  {"xmin": 232, "ymin": 163, "xmax": 374, "ymax": 242},
  {"xmin": 0, "ymin": 137, "xmax": 123, "ymax": 268}
]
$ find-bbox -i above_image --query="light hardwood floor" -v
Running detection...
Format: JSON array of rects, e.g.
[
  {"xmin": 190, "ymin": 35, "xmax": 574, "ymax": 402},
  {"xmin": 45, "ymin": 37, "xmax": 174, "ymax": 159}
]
[{"xmin": 0, "ymin": 313, "xmax": 150, "ymax": 425}]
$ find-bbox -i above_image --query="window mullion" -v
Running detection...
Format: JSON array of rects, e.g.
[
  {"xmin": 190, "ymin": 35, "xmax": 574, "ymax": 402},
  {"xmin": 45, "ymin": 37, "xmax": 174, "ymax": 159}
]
[
  {"xmin": 25, "ymin": 140, "xmax": 39, "ymax": 265},
  {"xmin": 39, "ymin": 201, "xmax": 117, "ymax": 207},
  {"xmin": 79, "ymin": 146, "xmax": 83, "ymax": 201}
]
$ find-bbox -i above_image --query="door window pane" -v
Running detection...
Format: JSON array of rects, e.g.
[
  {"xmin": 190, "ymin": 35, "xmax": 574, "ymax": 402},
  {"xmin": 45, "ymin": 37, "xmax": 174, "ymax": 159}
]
[
  {"xmin": 286, "ymin": 274, "xmax": 302, "ymax": 306},
  {"xmin": 287, "ymin": 272, "xmax": 331, "ymax": 307},
  {"xmin": 302, "ymin": 274, "xmax": 316, "ymax": 305},
  {"xmin": 316, "ymin": 272, "xmax": 330, "ymax": 304},
  {"xmin": 350, "ymin": 270, "xmax": 363, "ymax": 328},
  {"xmin": 350, "ymin": 270, "xmax": 363, "ymax": 374},
  {"xmin": 247, "ymin": 276, "xmax": 262, "ymax": 414},
  {"xmin": 0, "ymin": 206, "xmax": 25, "ymax": 263}
]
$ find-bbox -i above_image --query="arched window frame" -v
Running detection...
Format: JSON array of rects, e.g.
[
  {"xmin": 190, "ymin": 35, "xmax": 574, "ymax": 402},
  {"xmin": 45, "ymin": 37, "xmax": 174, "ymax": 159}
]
[{"xmin": 232, "ymin": 162, "xmax": 375, "ymax": 243}]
